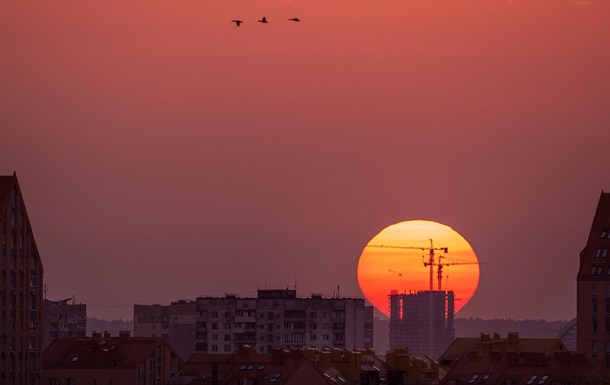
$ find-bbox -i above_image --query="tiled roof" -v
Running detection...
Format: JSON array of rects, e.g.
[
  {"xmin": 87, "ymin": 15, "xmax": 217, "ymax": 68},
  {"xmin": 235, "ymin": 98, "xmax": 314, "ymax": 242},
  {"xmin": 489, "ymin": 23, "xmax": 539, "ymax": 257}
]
[
  {"xmin": 440, "ymin": 350, "xmax": 608, "ymax": 385},
  {"xmin": 172, "ymin": 348, "xmax": 332, "ymax": 385},
  {"xmin": 43, "ymin": 335, "xmax": 175, "ymax": 369},
  {"xmin": 439, "ymin": 334, "xmax": 566, "ymax": 367}
]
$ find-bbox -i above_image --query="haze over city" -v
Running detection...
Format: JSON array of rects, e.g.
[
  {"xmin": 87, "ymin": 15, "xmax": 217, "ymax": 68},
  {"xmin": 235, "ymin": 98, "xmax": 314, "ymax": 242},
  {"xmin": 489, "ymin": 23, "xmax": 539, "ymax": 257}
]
[{"xmin": 2, "ymin": 0, "xmax": 610, "ymax": 321}]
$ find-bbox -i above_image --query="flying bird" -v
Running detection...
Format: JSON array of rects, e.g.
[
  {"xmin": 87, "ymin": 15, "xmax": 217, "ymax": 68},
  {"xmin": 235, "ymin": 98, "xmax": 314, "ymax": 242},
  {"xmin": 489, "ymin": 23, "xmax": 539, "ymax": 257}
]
[
  {"xmin": 288, "ymin": 18, "xmax": 300, "ymax": 22},
  {"xmin": 231, "ymin": 20, "xmax": 243, "ymax": 27},
  {"xmin": 258, "ymin": 16, "xmax": 268, "ymax": 23}
]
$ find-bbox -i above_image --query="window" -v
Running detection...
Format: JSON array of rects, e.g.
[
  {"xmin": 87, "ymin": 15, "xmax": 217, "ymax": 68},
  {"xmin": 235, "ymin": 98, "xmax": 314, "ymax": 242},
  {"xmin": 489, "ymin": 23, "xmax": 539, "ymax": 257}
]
[
  {"xmin": 593, "ymin": 341, "xmax": 598, "ymax": 358},
  {"xmin": 601, "ymin": 229, "xmax": 610, "ymax": 239},
  {"xmin": 537, "ymin": 376, "xmax": 549, "ymax": 385},
  {"xmin": 596, "ymin": 249, "xmax": 609, "ymax": 258},
  {"xmin": 50, "ymin": 380, "xmax": 60, "ymax": 385},
  {"xmin": 67, "ymin": 379, "xmax": 75, "ymax": 385},
  {"xmin": 467, "ymin": 374, "xmax": 479, "ymax": 384},
  {"xmin": 526, "ymin": 375, "xmax": 537, "ymax": 385},
  {"xmin": 211, "ymin": 345, "xmax": 218, "ymax": 352}
]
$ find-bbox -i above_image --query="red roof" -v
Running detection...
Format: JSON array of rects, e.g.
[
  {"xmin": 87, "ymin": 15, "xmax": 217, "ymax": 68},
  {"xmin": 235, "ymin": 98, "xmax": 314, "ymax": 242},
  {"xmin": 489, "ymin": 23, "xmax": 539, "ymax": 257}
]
[{"xmin": 43, "ymin": 334, "xmax": 180, "ymax": 369}]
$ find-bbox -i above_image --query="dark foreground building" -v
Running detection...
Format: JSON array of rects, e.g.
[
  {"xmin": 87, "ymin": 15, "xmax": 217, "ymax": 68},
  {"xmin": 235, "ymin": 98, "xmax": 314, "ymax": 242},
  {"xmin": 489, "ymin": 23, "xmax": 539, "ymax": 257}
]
[
  {"xmin": 0, "ymin": 173, "xmax": 44, "ymax": 384},
  {"xmin": 577, "ymin": 191, "xmax": 610, "ymax": 365}
]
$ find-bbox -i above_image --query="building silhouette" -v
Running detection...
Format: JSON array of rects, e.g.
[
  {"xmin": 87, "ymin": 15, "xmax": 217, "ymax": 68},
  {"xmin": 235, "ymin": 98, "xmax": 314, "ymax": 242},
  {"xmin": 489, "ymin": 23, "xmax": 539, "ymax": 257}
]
[
  {"xmin": 43, "ymin": 331, "xmax": 182, "ymax": 385},
  {"xmin": 0, "ymin": 173, "xmax": 44, "ymax": 384},
  {"xmin": 389, "ymin": 290, "xmax": 454, "ymax": 359},
  {"xmin": 134, "ymin": 289, "xmax": 373, "ymax": 356},
  {"xmin": 42, "ymin": 298, "xmax": 87, "ymax": 350},
  {"xmin": 577, "ymin": 191, "xmax": 610, "ymax": 365}
]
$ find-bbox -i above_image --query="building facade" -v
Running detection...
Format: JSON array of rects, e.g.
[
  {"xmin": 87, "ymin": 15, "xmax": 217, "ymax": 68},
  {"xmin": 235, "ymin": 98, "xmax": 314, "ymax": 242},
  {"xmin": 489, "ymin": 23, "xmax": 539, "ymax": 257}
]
[
  {"xmin": 577, "ymin": 191, "xmax": 610, "ymax": 365},
  {"xmin": 389, "ymin": 290, "xmax": 454, "ymax": 359},
  {"xmin": 0, "ymin": 173, "xmax": 44, "ymax": 385},
  {"xmin": 133, "ymin": 300, "xmax": 196, "ymax": 360},
  {"xmin": 42, "ymin": 331, "xmax": 183, "ymax": 385},
  {"xmin": 43, "ymin": 299, "xmax": 87, "ymax": 350},
  {"xmin": 134, "ymin": 290, "xmax": 373, "ymax": 356}
]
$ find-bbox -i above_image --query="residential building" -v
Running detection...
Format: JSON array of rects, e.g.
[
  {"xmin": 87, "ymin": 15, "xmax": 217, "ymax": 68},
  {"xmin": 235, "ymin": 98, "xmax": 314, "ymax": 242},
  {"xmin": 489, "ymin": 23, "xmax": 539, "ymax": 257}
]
[
  {"xmin": 195, "ymin": 290, "xmax": 371, "ymax": 354},
  {"xmin": 135, "ymin": 290, "xmax": 372, "ymax": 356},
  {"xmin": 439, "ymin": 349, "xmax": 608, "ymax": 385},
  {"xmin": 437, "ymin": 332, "xmax": 568, "ymax": 372},
  {"xmin": 389, "ymin": 290, "xmax": 454, "ymax": 359},
  {"xmin": 43, "ymin": 298, "xmax": 86, "ymax": 350},
  {"xmin": 577, "ymin": 191, "xmax": 610, "ymax": 366},
  {"xmin": 133, "ymin": 300, "xmax": 196, "ymax": 360},
  {"xmin": 169, "ymin": 345, "xmax": 332, "ymax": 385},
  {"xmin": 0, "ymin": 173, "xmax": 44, "ymax": 384},
  {"xmin": 42, "ymin": 331, "xmax": 183, "ymax": 385}
]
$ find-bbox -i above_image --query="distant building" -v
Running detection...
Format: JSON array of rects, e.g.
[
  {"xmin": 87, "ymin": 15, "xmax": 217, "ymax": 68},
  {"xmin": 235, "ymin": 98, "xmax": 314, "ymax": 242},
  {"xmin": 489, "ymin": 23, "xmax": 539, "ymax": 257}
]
[
  {"xmin": 134, "ymin": 290, "xmax": 373, "ymax": 356},
  {"xmin": 43, "ymin": 298, "xmax": 87, "ymax": 350},
  {"xmin": 439, "ymin": 349, "xmax": 608, "ymax": 385},
  {"xmin": 0, "ymin": 173, "xmax": 44, "ymax": 384},
  {"xmin": 389, "ymin": 290, "xmax": 454, "ymax": 359},
  {"xmin": 133, "ymin": 300, "xmax": 197, "ymax": 360},
  {"xmin": 42, "ymin": 331, "xmax": 183, "ymax": 385},
  {"xmin": 195, "ymin": 290, "xmax": 371, "ymax": 354},
  {"xmin": 577, "ymin": 191, "xmax": 610, "ymax": 365}
]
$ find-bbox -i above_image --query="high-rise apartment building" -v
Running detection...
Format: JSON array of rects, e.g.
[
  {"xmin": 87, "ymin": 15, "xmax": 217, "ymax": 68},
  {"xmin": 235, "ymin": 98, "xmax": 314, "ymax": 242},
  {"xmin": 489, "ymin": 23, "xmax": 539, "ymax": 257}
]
[
  {"xmin": 389, "ymin": 290, "xmax": 454, "ymax": 359},
  {"xmin": 0, "ymin": 173, "xmax": 44, "ymax": 384},
  {"xmin": 42, "ymin": 298, "xmax": 86, "ymax": 350},
  {"xmin": 577, "ymin": 191, "xmax": 610, "ymax": 365},
  {"xmin": 134, "ymin": 290, "xmax": 373, "ymax": 357}
]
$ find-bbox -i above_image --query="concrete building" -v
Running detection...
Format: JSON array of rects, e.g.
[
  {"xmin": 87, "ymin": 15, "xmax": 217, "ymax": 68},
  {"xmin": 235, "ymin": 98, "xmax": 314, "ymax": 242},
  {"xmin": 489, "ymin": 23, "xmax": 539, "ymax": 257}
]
[
  {"xmin": 133, "ymin": 300, "xmax": 196, "ymax": 360},
  {"xmin": 134, "ymin": 290, "xmax": 373, "ymax": 356},
  {"xmin": 389, "ymin": 290, "xmax": 454, "ymax": 359},
  {"xmin": 195, "ymin": 290, "xmax": 370, "ymax": 354},
  {"xmin": 577, "ymin": 191, "xmax": 610, "ymax": 365},
  {"xmin": 43, "ymin": 298, "xmax": 87, "ymax": 350},
  {"xmin": 42, "ymin": 331, "xmax": 183, "ymax": 385},
  {"xmin": 0, "ymin": 173, "xmax": 44, "ymax": 384}
]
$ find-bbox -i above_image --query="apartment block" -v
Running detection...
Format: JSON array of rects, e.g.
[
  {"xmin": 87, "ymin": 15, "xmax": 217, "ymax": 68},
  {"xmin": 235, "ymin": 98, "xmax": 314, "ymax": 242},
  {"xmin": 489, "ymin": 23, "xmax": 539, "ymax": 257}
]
[
  {"xmin": 0, "ymin": 173, "xmax": 44, "ymax": 385},
  {"xmin": 134, "ymin": 290, "xmax": 373, "ymax": 356},
  {"xmin": 42, "ymin": 298, "xmax": 86, "ymax": 350}
]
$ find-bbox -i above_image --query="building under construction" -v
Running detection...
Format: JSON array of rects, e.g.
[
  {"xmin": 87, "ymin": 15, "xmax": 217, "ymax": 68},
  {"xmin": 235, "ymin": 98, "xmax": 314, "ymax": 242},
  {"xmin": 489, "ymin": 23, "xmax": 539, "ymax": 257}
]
[{"xmin": 389, "ymin": 290, "xmax": 455, "ymax": 359}]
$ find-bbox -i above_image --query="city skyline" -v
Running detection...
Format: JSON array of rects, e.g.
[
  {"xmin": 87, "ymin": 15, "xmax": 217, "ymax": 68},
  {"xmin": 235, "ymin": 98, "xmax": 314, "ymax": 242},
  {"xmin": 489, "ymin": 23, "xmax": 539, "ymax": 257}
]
[{"xmin": 2, "ymin": 0, "xmax": 610, "ymax": 321}]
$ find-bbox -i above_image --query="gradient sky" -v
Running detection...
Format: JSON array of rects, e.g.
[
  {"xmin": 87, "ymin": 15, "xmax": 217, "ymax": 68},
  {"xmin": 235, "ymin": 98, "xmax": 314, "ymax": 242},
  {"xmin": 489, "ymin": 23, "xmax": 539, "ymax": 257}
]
[{"xmin": 2, "ymin": 0, "xmax": 610, "ymax": 320}]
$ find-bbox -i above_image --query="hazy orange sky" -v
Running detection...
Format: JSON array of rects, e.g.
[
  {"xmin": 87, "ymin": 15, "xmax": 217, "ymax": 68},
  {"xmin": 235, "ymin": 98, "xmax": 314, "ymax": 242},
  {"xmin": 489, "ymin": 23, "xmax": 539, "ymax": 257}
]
[{"xmin": 2, "ymin": 0, "xmax": 610, "ymax": 320}]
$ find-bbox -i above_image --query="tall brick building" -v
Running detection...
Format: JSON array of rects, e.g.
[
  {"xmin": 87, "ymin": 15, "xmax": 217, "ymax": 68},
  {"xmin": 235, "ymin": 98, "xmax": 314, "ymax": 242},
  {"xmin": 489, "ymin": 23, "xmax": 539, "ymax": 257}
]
[
  {"xmin": 577, "ymin": 191, "xmax": 610, "ymax": 366},
  {"xmin": 0, "ymin": 173, "xmax": 44, "ymax": 384}
]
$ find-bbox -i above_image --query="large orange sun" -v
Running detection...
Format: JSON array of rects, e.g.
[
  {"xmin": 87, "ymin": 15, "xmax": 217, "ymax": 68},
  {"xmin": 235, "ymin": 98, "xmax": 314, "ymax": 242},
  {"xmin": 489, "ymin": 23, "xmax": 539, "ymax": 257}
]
[{"xmin": 357, "ymin": 220, "xmax": 480, "ymax": 317}]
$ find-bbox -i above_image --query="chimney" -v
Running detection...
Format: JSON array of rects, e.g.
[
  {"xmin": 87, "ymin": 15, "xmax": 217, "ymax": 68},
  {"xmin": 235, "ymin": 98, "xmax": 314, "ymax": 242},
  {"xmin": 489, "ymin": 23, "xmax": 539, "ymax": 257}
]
[
  {"xmin": 493, "ymin": 332, "xmax": 501, "ymax": 340},
  {"xmin": 479, "ymin": 342, "xmax": 491, "ymax": 356},
  {"xmin": 480, "ymin": 332, "xmax": 490, "ymax": 342},
  {"xmin": 119, "ymin": 330, "xmax": 131, "ymax": 340},
  {"xmin": 271, "ymin": 348, "xmax": 287, "ymax": 363},
  {"xmin": 103, "ymin": 331, "xmax": 111, "ymax": 339},
  {"xmin": 345, "ymin": 351, "xmax": 362, "ymax": 370},
  {"xmin": 394, "ymin": 354, "xmax": 411, "ymax": 371},
  {"xmin": 92, "ymin": 331, "xmax": 102, "ymax": 342},
  {"xmin": 507, "ymin": 332, "xmax": 519, "ymax": 350},
  {"xmin": 238, "ymin": 345, "xmax": 253, "ymax": 358},
  {"xmin": 319, "ymin": 351, "xmax": 332, "ymax": 371},
  {"xmin": 490, "ymin": 350, "xmax": 501, "ymax": 362}
]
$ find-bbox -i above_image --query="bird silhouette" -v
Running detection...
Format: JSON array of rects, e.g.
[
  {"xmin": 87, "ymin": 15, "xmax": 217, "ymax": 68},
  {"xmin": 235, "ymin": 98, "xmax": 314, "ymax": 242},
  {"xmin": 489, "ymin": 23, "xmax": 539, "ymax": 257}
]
[
  {"xmin": 231, "ymin": 20, "xmax": 243, "ymax": 26},
  {"xmin": 258, "ymin": 16, "xmax": 268, "ymax": 23},
  {"xmin": 288, "ymin": 18, "xmax": 300, "ymax": 22}
]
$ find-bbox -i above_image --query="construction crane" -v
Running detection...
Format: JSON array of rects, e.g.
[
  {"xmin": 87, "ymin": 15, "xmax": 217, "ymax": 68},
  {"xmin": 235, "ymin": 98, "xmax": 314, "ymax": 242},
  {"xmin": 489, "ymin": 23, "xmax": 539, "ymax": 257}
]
[
  {"xmin": 431, "ymin": 256, "xmax": 485, "ymax": 291},
  {"xmin": 367, "ymin": 239, "xmax": 447, "ymax": 291}
]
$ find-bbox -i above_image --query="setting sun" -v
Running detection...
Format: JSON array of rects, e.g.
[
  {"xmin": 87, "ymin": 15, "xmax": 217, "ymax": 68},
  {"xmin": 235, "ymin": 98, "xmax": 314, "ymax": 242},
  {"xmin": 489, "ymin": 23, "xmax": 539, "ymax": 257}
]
[{"xmin": 357, "ymin": 220, "xmax": 480, "ymax": 317}]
